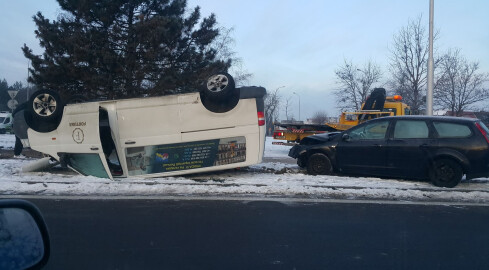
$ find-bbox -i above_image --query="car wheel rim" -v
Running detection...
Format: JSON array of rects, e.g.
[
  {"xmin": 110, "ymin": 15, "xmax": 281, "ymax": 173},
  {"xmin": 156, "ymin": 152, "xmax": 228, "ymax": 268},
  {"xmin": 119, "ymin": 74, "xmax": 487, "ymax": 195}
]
[
  {"xmin": 33, "ymin": 94, "xmax": 57, "ymax": 117},
  {"xmin": 312, "ymin": 159, "xmax": 325, "ymax": 173},
  {"xmin": 437, "ymin": 164, "xmax": 454, "ymax": 182},
  {"xmin": 207, "ymin": 74, "xmax": 229, "ymax": 93}
]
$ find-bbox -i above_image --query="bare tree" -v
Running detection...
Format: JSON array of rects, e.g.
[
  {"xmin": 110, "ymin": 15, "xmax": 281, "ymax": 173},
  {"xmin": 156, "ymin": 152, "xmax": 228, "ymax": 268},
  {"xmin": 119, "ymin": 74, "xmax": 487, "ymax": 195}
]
[
  {"xmin": 265, "ymin": 87, "xmax": 282, "ymax": 135},
  {"xmin": 212, "ymin": 27, "xmax": 253, "ymax": 86},
  {"xmin": 434, "ymin": 49, "xmax": 489, "ymax": 116},
  {"xmin": 388, "ymin": 15, "xmax": 438, "ymax": 114},
  {"xmin": 310, "ymin": 111, "xmax": 329, "ymax": 124},
  {"xmin": 334, "ymin": 59, "xmax": 382, "ymax": 111}
]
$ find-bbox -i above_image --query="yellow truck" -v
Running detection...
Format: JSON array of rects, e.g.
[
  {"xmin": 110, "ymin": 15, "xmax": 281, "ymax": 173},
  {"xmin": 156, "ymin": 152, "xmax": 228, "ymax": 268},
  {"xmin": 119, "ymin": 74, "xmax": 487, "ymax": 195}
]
[{"xmin": 273, "ymin": 89, "xmax": 411, "ymax": 145}]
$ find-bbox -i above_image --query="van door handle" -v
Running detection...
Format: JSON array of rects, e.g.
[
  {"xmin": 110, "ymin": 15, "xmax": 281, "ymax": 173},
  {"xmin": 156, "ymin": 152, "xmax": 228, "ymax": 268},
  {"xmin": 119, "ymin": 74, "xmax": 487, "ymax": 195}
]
[
  {"xmin": 125, "ymin": 141, "xmax": 136, "ymax": 145},
  {"xmin": 90, "ymin": 147, "xmax": 99, "ymax": 151}
]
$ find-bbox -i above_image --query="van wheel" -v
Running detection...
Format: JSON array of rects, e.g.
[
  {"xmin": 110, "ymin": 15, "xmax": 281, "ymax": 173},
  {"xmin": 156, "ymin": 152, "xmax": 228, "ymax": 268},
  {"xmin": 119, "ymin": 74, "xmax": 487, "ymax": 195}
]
[
  {"xmin": 202, "ymin": 72, "xmax": 235, "ymax": 100},
  {"xmin": 26, "ymin": 89, "xmax": 63, "ymax": 133},
  {"xmin": 429, "ymin": 159, "xmax": 463, "ymax": 188},
  {"xmin": 307, "ymin": 153, "xmax": 333, "ymax": 175},
  {"xmin": 200, "ymin": 88, "xmax": 240, "ymax": 113}
]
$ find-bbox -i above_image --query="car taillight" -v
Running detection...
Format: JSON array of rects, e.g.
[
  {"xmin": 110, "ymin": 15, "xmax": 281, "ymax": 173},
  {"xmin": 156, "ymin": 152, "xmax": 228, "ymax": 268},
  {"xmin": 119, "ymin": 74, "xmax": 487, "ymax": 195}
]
[
  {"xmin": 257, "ymin": 111, "xmax": 265, "ymax": 126},
  {"xmin": 475, "ymin": 122, "xmax": 489, "ymax": 144},
  {"xmin": 273, "ymin": 131, "xmax": 284, "ymax": 138}
]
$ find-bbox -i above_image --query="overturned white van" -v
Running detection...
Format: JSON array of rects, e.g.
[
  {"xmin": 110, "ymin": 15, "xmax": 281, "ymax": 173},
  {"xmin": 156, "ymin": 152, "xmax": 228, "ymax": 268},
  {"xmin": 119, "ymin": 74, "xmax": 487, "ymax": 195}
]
[{"xmin": 15, "ymin": 73, "xmax": 266, "ymax": 179}]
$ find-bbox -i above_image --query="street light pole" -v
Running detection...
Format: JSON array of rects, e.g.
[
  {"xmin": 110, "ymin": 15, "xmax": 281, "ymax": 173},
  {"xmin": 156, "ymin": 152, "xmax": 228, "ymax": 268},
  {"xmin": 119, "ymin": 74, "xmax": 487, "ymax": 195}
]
[
  {"xmin": 426, "ymin": 0, "xmax": 434, "ymax": 115},
  {"xmin": 293, "ymin": 92, "xmax": 300, "ymax": 121}
]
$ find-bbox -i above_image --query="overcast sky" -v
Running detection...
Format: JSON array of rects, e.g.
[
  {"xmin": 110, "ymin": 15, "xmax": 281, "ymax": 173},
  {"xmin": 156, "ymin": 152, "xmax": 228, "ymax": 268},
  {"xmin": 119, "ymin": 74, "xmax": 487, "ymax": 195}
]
[{"xmin": 1, "ymin": 0, "xmax": 488, "ymax": 118}]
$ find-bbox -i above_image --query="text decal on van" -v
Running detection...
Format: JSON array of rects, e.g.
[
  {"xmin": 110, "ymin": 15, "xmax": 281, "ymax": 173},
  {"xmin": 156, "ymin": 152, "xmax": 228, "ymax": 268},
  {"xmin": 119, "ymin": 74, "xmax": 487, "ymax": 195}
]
[{"xmin": 125, "ymin": 137, "xmax": 246, "ymax": 176}]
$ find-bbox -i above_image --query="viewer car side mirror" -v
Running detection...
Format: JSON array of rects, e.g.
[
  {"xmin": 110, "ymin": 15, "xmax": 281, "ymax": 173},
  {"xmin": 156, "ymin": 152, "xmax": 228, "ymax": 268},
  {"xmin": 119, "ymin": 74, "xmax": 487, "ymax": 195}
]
[
  {"xmin": 0, "ymin": 200, "xmax": 50, "ymax": 270},
  {"xmin": 342, "ymin": 133, "xmax": 351, "ymax": 142}
]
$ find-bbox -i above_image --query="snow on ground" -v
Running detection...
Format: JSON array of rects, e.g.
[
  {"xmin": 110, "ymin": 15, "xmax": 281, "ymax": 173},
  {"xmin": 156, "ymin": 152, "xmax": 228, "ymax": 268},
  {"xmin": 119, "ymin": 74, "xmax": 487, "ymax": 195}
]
[
  {"xmin": 1, "ymin": 134, "xmax": 489, "ymax": 203},
  {"xmin": 0, "ymin": 133, "xmax": 15, "ymax": 149}
]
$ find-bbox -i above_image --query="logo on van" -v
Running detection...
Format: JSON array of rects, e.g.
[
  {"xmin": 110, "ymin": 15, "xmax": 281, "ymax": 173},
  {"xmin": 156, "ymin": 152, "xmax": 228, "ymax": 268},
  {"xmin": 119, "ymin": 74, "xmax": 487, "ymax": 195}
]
[
  {"xmin": 72, "ymin": 128, "xmax": 84, "ymax": 144},
  {"xmin": 155, "ymin": 153, "xmax": 169, "ymax": 162}
]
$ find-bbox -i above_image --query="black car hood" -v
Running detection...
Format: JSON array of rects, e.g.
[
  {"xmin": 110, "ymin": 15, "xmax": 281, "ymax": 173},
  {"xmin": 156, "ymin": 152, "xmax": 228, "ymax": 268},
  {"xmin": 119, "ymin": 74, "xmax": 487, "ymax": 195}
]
[{"xmin": 300, "ymin": 132, "xmax": 341, "ymax": 146}]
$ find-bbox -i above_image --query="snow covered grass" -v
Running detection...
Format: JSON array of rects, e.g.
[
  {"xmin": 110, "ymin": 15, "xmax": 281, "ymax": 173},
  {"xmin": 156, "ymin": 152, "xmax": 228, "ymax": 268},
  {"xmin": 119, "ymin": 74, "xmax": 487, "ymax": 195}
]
[
  {"xmin": 0, "ymin": 133, "xmax": 15, "ymax": 149},
  {"xmin": 1, "ymin": 134, "xmax": 489, "ymax": 203}
]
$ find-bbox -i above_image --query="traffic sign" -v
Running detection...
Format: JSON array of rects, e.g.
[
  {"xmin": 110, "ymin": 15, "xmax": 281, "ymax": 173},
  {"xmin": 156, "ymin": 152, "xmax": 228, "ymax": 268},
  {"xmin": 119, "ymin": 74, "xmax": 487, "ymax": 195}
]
[
  {"xmin": 8, "ymin": 90, "xmax": 19, "ymax": 99},
  {"xmin": 7, "ymin": 99, "xmax": 18, "ymax": 110}
]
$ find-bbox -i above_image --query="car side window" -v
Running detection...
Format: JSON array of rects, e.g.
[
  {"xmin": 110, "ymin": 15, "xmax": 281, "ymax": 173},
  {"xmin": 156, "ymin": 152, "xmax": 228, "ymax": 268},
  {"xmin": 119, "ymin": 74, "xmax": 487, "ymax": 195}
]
[
  {"xmin": 349, "ymin": 120, "xmax": 389, "ymax": 140},
  {"xmin": 393, "ymin": 120, "xmax": 429, "ymax": 139},
  {"xmin": 433, "ymin": 122, "xmax": 472, "ymax": 138}
]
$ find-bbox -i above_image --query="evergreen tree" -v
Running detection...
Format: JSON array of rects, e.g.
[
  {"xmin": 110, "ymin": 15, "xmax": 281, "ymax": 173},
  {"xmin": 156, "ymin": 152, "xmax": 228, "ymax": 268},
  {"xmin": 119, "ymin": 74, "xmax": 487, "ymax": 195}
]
[
  {"xmin": 23, "ymin": 0, "xmax": 231, "ymax": 99},
  {"xmin": 0, "ymin": 79, "xmax": 9, "ymax": 111}
]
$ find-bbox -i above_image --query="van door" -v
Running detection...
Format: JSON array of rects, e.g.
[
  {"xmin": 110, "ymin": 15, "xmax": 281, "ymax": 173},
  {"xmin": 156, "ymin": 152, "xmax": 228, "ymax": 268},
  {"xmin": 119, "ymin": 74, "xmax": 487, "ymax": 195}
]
[
  {"xmin": 50, "ymin": 103, "xmax": 113, "ymax": 179},
  {"xmin": 114, "ymin": 96, "xmax": 182, "ymax": 176}
]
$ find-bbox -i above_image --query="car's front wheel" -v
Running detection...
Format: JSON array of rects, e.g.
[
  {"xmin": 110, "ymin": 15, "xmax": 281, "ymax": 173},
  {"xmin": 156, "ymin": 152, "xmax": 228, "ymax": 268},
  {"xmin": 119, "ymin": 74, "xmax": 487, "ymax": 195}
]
[
  {"xmin": 307, "ymin": 153, "xmax": 333, "ymax": 175},
  {"xmin": 429, "ymin": 159, "xmax": 463, "ymax": 188}
]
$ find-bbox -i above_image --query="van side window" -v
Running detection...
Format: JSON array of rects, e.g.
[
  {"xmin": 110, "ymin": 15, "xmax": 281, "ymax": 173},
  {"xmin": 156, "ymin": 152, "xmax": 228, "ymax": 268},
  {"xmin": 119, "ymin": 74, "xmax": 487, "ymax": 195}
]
[
  {"xmin": 434, "ymin": 122, "xmax": 472, "ymax": 138},
  {"xmin": 394, "ymin": 120, "xmax": 429, "ymax": 139}
]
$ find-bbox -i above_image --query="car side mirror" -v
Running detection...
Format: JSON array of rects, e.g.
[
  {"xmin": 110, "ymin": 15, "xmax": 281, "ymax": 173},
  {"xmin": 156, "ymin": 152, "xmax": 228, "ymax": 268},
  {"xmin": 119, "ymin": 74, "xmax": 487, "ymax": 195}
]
[
  {"xmin": 342, "ymin": 133, "xmax": 350, "ymax": 142},
  {"xmin": 0, "ymin": 200, "xmax": 50, "ymax": 270}
]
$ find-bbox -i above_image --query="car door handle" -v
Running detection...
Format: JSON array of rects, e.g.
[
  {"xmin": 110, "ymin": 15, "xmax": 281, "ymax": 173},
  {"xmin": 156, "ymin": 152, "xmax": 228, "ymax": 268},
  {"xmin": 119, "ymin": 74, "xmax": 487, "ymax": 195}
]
[
  {"xmin": 373, "ymin": 144, "xmax": 382, "ymax": 147},
  {"xmin": 420, "ymin": 144, "xmax": 430, "ymax": 149},
  {"xmin": 125, "ymin": 141, "xmax": 136, "ymax": 145}
]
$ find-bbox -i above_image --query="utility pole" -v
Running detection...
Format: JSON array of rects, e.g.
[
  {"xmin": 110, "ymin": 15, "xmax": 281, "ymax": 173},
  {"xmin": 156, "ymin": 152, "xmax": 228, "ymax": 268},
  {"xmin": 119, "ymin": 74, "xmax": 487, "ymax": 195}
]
[{"xmin": 426, "ymin": 0, "xmax": 434, "ymax": 115}]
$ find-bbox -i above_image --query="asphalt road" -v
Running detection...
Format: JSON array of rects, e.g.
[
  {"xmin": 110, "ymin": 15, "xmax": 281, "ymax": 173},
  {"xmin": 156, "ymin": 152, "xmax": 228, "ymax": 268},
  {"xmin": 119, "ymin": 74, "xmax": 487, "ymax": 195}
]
[{"xmin": 22, "ymin": 197, "xmax": 489, "ymax": 270}]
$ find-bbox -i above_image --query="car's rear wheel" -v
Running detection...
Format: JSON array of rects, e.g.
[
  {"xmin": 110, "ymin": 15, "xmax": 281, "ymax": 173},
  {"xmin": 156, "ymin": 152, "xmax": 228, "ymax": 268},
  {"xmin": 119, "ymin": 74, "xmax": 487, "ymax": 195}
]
[
  {"xmin": 307, "ymin": 153, "xmax": 333, "ymax": 175},
  {"xmin": 429, "ymin": 159, "xmax": 463, "ymax": 188},
  {"xmin": 26, "ymin": 89, "xmax": 64, "ymax": 133}
]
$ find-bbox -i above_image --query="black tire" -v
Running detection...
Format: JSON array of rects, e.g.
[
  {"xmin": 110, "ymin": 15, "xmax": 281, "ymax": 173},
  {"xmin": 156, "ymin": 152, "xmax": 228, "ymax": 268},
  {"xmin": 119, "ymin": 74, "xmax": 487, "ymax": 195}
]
[
  {"xmin": 200, "ymin": 87, "xmax": 240, "ymax": 113},
  {"xmin": 29, "ymin": 89, "xmax": 63, "ymax": 121},
  {"xmin": 307, "ymin": 153, "xmax": 333, "ymax": 175},
  {"xmin": 429, "ymin": 159, "xmax": 463, "ymax": 188},
  {"xmin": 202, "ymin": 72, "xmax": 236, "ymax": 100},
  {"xmin": 26, "ymin": 89, "xmax": 64, "ymax": 133}
]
